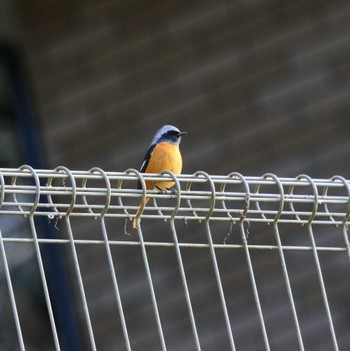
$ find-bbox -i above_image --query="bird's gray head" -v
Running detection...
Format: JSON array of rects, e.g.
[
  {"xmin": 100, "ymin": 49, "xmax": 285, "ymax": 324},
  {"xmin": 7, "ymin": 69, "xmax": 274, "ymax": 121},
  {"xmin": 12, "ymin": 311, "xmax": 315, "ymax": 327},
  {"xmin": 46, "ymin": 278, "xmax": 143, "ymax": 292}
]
[{"xmin": 151, "ymin": 125, "xmax": 187, "ymax": 146}]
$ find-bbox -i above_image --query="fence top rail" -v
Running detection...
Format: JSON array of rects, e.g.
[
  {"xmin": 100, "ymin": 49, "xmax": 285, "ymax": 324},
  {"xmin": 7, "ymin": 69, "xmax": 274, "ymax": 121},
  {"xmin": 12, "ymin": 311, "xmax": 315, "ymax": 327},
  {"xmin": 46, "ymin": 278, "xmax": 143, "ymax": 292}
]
[{"xmin": 0, "ymin": 166, "xmax": 349, "ymax": 225}]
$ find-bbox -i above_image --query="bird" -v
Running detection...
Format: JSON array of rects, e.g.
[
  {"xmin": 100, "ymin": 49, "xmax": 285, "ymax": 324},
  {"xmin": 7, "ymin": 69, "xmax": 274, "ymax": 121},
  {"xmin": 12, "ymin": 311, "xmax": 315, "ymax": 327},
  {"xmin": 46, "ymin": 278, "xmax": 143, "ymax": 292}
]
[{"xmin": 133, "ymin": 125, "xmax": 187, "ymax": 229}]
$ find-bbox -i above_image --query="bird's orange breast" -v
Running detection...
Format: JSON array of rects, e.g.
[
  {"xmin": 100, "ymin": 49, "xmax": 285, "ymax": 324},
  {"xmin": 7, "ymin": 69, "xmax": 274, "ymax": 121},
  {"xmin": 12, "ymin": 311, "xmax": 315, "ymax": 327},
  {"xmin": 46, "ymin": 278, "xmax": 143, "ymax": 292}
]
[{"xmin": 144, "ymin": 142, "xmax": 182, "ymax": 189}]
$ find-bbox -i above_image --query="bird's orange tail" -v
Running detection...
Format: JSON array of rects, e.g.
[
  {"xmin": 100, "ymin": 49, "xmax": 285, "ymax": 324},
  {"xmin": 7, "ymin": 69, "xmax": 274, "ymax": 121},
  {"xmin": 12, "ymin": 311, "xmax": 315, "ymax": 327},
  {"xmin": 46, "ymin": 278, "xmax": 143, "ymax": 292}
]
[{"xmin": 132, "ymin": 197, "xmax": 150, "ymax": 229}]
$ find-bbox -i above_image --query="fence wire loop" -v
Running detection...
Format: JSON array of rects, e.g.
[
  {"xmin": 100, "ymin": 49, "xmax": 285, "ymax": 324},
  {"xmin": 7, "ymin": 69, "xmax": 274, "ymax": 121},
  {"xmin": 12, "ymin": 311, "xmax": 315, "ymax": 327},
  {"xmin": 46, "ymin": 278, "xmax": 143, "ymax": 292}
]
[
  {"xmin": 46, "ymin": 173, "xmax": 60, "ymax": 217},
  {"xmin": 287, "ymin": 181, "xmax": 300, "ymax": 223},
  {"xmin": 224, "ymin": 172, "xmax": 251, "ymax": 223},
  {"xmin": 185, "ymin": 176, "xmax": 200, "ymax": 221},
  {"xmin": 194, "ymin": 171, "xmax": 216, "ymax": 221},
  {"xmin": 152, "ymin": 174, "xmax": 173, "ymax": 219},
  {"xmin": 263, "ymin": 173, "xmax": 285, "ymax": 224},
  {"xmin": 116, "ymin": 173, "xmax": 130, "ymax": 219},
  {"xmin": 321, "ymin": 182, "xmax": 335, "ymax": 225},
  {"xmin": 297, "ymin": 174, "xmax": 319, "ymax": 225},
  {"xmin": 13, "ymin": 165, "xmax": 41, "ymax": 216},
  {"xmin": 330, "ymin": 176, "xmax": 350, "ymax": 228},
  {"xmin": 54, "ymin": 166, "xmax": 77, "ymax": 217},
  {"xmin": 0, "ymin": 170, "xmax": 5, "ymax": 208},
  {"xmin": 82, "ymin": 167, "xmax": 112, "ymax": 219},
  {"xmin": 160, "ymin": 170, "xmax": 181, "ymax": 219},
  {"xmin": 126, "ymin": 168, "xmax": 146, "ymax": 224}
]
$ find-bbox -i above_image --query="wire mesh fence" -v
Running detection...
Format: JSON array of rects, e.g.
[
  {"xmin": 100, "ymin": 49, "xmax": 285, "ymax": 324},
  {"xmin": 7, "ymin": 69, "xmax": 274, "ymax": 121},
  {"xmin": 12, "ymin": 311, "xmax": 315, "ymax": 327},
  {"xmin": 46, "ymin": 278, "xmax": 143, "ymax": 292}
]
[{"xmin": 0, "ymin": 166, "xmax": 349, "ymax": 350}]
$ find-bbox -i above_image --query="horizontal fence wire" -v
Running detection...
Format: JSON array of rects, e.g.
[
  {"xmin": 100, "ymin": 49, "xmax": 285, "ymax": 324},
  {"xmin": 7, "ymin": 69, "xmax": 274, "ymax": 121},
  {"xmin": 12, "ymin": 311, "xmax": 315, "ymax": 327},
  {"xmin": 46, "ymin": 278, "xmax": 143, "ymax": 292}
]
[
  {"xmin": 1, "ymin": 166, "xmax": 350, "ymax": 351},
  {"xmin": 0, "ymin": 166, "xmax": 349, "ymax": 226}
]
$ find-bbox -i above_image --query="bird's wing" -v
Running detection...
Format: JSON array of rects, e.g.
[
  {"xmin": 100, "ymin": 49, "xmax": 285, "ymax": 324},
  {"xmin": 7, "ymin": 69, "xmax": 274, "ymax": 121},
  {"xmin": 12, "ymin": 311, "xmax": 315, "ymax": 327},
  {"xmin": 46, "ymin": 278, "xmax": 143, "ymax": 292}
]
[
  {"xmin": 140, "ymin": 144, "xmax": 156, "ymax": 172},
  {"xmin": 138, "ymin": 144, "xmax": 156, "ymax": 188}
]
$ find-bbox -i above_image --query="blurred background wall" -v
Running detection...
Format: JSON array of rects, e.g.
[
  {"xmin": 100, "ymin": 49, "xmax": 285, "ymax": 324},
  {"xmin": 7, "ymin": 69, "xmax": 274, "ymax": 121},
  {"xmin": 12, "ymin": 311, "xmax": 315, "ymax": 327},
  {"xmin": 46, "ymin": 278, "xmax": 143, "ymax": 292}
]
[
  {"xmin": 16, "ymin": 0, "xmax": 350, "ymax": 176},
  {"xmin": 1, "ymin": 0, "xmax": 350, "ymax": 350}
]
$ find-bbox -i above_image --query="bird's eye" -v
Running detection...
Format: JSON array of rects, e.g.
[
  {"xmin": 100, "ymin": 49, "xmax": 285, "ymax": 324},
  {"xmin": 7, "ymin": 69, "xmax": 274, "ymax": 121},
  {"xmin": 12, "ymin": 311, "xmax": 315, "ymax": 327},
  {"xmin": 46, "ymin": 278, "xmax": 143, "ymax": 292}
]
[{"xmin": 167, "ymin": 130, "xmax": 178, "ymax": 136}]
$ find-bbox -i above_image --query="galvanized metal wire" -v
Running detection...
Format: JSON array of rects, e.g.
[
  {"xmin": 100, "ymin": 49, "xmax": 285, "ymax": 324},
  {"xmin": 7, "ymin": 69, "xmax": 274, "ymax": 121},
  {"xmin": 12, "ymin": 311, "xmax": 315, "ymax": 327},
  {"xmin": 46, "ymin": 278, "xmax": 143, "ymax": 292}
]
[{"xmin": 1, "ymin": 166, "xmax": 350, "ymax": 351}]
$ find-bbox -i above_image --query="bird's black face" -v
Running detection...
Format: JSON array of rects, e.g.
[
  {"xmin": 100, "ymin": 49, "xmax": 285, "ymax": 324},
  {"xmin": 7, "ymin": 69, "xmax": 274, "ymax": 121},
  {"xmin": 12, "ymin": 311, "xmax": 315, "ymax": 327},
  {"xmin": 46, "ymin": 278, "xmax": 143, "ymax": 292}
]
[
  {"xmin": 151, "ymin": 125, "xmax": 187, "ymax": 146},
  {"xmin": 161, "ymin": 129, "xmax": 187, "ymax": 145}
]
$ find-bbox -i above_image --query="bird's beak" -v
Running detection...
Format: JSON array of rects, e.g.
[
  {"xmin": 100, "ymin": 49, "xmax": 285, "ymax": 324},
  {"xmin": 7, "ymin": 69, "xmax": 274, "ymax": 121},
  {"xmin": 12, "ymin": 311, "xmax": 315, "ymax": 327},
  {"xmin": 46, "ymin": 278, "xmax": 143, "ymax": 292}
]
[{"xmin": 178, "ymin": 131, "xmax": 187, "ymax": 137}]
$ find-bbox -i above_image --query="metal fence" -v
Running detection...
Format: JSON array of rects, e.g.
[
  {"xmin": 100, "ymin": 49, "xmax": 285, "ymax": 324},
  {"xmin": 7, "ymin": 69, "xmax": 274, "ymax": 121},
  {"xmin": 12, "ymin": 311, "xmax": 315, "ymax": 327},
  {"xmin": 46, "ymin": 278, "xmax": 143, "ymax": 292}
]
[{"xmin": 0, "ymin": 166, "xmax": 350, "ymax": 351}]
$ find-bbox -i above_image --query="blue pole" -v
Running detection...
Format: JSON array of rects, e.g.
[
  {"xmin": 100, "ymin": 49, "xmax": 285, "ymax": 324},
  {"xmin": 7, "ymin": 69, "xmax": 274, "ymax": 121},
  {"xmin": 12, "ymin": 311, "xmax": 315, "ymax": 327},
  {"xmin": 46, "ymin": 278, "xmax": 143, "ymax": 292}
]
[{"xmin": 1, "ymin": 43, "xmax": 83, "ymax": 351}]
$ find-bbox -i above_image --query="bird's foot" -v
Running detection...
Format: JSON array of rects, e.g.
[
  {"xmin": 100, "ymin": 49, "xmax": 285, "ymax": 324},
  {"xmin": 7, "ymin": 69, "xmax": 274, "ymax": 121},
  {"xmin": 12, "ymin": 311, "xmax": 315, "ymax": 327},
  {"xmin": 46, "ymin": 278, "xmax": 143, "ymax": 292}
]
[
  {"xmin": 167, "ymin": 187, "xmax": 176, "ymax": 195},
  {"xmin": 156, "ymin": 186, "xmax": 167, "ymax": 194},
  {"xmin": 155, "ymin": 186, "xmax": 176, "ymax": 195}
]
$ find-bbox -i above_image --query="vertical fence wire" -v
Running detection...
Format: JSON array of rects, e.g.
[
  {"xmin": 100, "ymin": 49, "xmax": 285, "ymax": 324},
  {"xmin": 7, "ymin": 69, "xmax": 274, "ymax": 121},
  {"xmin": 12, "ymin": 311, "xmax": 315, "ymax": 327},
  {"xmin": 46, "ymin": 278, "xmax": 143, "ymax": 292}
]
[
  {"xmin": 136, "ymin": 222, "xmax": 167, "ymax": 351},
  {"xmin": 57, "ymin": 166, "xmax": 96, "ymax": 351},
  {"xmin": 307, "ymin": 225, "xmax": 339, "ymax": 351},
  {"xmin": 169, "ymin": 220, "xmax": 201, "ymax": 350},
  {"xmin": 163, "ymin": 170, "xmax": 201, "ymax": 350},
  {"xmin": 0, "ymin": 229, "xmax": 25, "ymax": 351},
  {"xmin": 342, "ymin": 226, "xmax": 350, "ymax": 262},
  {"xmin": 272, "ymin": 223, "xmax": 305, "ymax": 349},
  {"xmin": 298, "ymin": 175, "xmax": 339, "ymax": 351},
  {"xmin": 128, "ymin": 169, "xmax": 167, "ymax": 351},
  {"xmin": 84, "ymin": 168, "xmax": 132, "ymax": 351},
  {"xmin": 29, "ymin": 215, "xmax": 61, "ymax": 351},
  {"xmin": 65, "ymin": 216, "xmax": 97, "ymax": 351},
  {"xmin": 17, "ymin": 166, "xmax": 61, "ymax": 350},
  {"xmin": 262, "ymin": 174, "xmax": 305, "ymax": 350},
  {"xmin": 272, "ymin": 223, "xmax": 304, "ymax": 350},
  {"xmin": 231, "ymin": 171, "xmax": 270, "ymax": 350},
  {"xmin": 0, "ymin": 170, "xmax": 25, "ymax": 350},
  {"xmin": 100, "ymin": 219, "xmax": 132, "ymax": 351},
  {"xmin": 239, "ymin": 221, "xmax": 270, "ymax": 351},
  {"xmin": 196, "ymin": 171, "xmax": 236, "ymax": 351},
  {"xmin": 205, "ymin": 221, "xmax": 236, "ymax": 351},
  {"xmin": 331, "ymin": 176, "xmax": 350, "ymax": 262}
]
